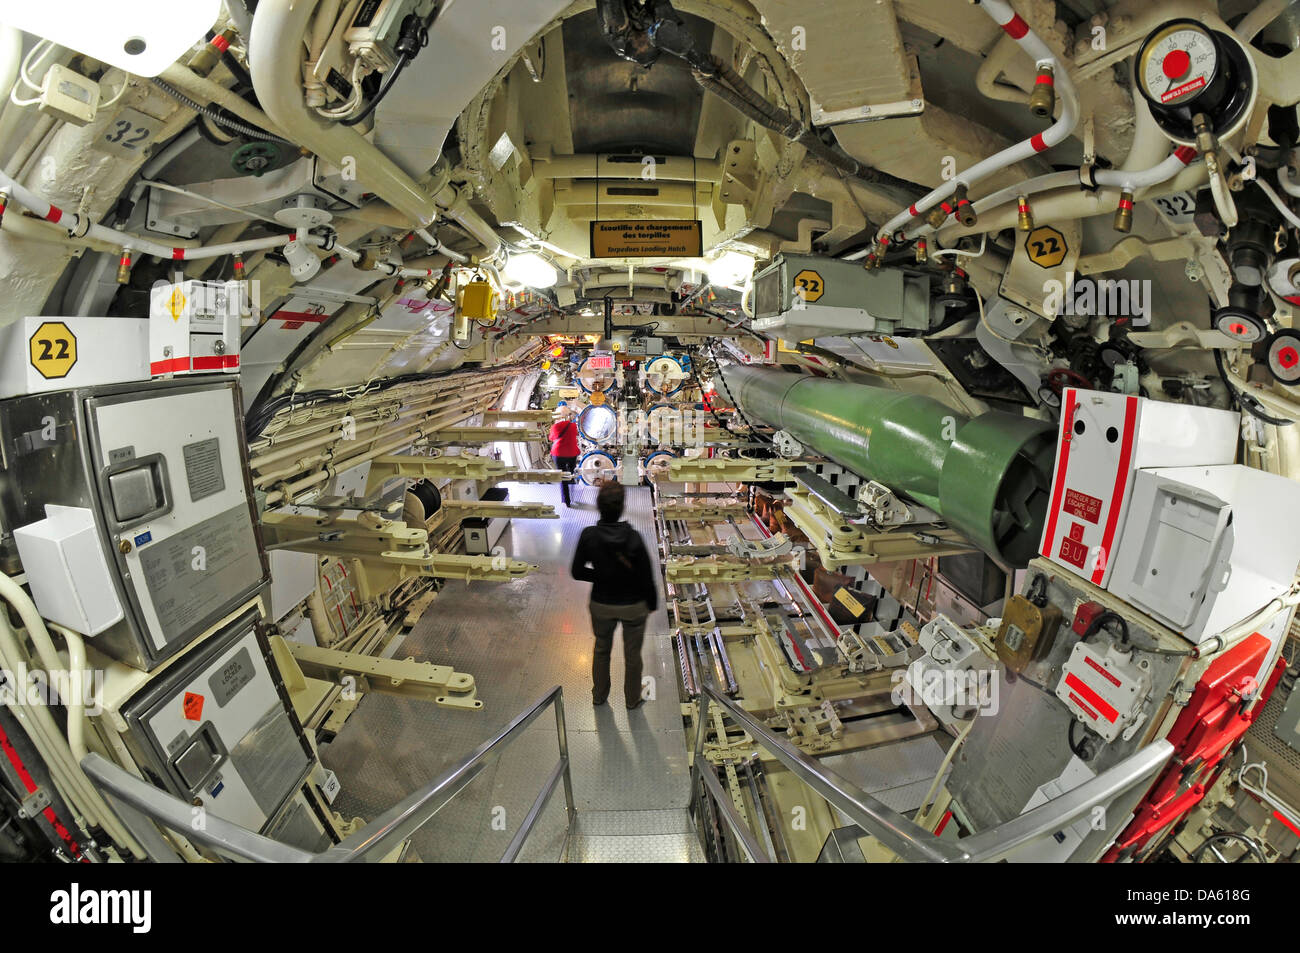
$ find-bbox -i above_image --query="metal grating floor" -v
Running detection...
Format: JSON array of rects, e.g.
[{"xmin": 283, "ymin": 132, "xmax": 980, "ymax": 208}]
[{"xmin": 319, "ymin": 482, "xmax": 697, "ymax": 862}]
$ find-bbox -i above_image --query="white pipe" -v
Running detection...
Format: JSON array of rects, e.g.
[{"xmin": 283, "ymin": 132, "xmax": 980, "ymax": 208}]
[
  {"xmin": 0, "ymin": 604, "xmax": 144, "ymax": 857},
  {"xmin": 159, "ymin": 63, "xmax": 289, "ymax": 141},
  {"xmin": 1094, "ymin": 147, "xmax": 1198, "ymax": 191},
  {"xmin": 49, "ymin": 624, "xmax": 87, "ymax": 762},
  {"xmin": 1280, "ymin": 163, "xmax": 1300, "ymax": 199},
  {"xmin": 1235, "ymin": 0, "xmax": 1292, "ymax": 42},
  {"xmin": 879, "ymin": 0, "xmax": 1079, "ymax": 241},
  {"xmin": 0, "ymin": 26, "xmax": 22, "ymax": 111},
  {"xmin": 416, "ymin": 227, "xmax": 467, "ymax": 264},
  {"xmin": 249, "ymin": 0, "xmax": 440, "ymax": 227}
]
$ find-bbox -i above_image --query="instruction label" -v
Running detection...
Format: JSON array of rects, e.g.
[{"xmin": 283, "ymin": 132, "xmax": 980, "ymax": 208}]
[
  {"xmin": 590, "ymin": 220, "xmax": 703, "ymax": 258},
  {"xmin": 208, "ymin": 647, "xmax": 255, "ymax": 707},
  {"xmin": 182, "ymin": 437, "xmax": 225, "ymax": 502},
  {"xmin": 138, "ymin": 505, "xmax": 260, "ymax": 641}
]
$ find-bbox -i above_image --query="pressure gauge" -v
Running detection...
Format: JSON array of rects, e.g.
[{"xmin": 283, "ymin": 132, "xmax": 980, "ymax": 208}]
[
  {"xmin": 1137, "ymin": 22, "xmax": 1218, "ymax": 108},
  {"xmin": 1134, "ymin": 19, "xmax": 1254, "ymax": 143}
]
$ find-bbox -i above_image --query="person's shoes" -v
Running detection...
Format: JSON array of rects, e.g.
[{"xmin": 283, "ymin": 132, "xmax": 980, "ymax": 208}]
[
  {"xmin": 593, "ymin": 695, "xmax": 607, "ymax": 706},
  {"xmin": 626, "ymin": 697, "xmax": 645, "ymax": 711}
]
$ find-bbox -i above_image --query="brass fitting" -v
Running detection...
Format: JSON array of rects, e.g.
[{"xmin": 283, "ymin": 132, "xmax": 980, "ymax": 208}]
[
  {"xmin": 357, "ymin": 248, "xmax": 381, "ymax": 271},
  {"xmin": 188, "ymin": 29, "xmax": 235, "ymax": 77},
  {"xmin": 1028, "ymin": 65, "xmax": 1056, "ymax": 119},
  {"xmin": 927, "ymin": 204, "xmax": 949, "ymax": 230},
  {"xmin": 1016, "ymin": 195, "xmax": 1034, "ymax": 231},
  {"xmin": 1114, "ymin": 191, "xmax": 1133, "ymax": 233},
  {"xmin": 953, "ymin": 184, "xmax": 977, "ymax": 227},
  {"xmin": 1192, "ymin": 113, "xmax": 1217, "ymax": 156},
  {"xmin": 914, "ymin": 239, "xmax": 928, "ymax": 263},
  {"xmin": 116, "ymin": 250, "xmax": 133, "ymax": 285}
]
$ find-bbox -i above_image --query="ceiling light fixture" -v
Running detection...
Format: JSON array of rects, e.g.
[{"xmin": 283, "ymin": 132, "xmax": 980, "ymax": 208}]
[{"xmin": 503, "ymin": 252, "xmax": 558, "ymax": 289}]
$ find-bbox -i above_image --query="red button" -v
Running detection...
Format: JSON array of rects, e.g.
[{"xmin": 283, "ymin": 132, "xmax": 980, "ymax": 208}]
[
  {"xmin": 1279, "ymin": 346, "xmax": 1299, "ymax": 370},
  {"xmin": 1162, "ymin": 49, "xmax": 1191, "ymax": 79}
]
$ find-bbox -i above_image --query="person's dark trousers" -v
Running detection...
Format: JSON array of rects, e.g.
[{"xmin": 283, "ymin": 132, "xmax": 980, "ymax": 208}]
[
  {"xmin": 589, "ymin": 600, "xmax": 648, "ymax": 707},
  {"xmin": 553, "ymin": 455, "xmax": 577, "ymax": 504}
]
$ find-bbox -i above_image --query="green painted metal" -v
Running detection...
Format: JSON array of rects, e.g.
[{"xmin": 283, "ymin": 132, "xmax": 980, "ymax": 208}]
[{"xmin": 719, "ymin": 365, "xmax": 1056, "ymax": 566}]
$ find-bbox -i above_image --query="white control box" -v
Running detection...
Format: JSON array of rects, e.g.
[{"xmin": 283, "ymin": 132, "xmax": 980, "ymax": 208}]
[
  {"xmin": 13, "ymin": 505, "xmax": 125, "ymax": 635},
  {"xmin": 149, "ymin": 280, "xmax": 243, "ymax": 376},
  {"xmin": 1056, "ymin": 640, "xmax": 1151, "ymax": 743},
  {"xmin": 1039, "ymin": 389, "xmax": 1238, "ymax": 586},
  {"xmin": 1108, "ymin": 464, "xmax": 1300, "ymax": 643},
  {"xmin": 0, "ymin": 316, "xmax": 148, "ymax": 398}
]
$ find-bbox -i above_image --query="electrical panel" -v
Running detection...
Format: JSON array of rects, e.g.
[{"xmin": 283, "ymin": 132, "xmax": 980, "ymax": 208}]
[
  {"xmin": 116, "ymin": 611, "xmax": 313, "ymax": 836},
  {"xmin": 0, "ymin": 378, "xmax": 269, "ymax": 670},
  {"xmin": 149, "ymin": 280, "xmax": 243, "ymax": 377},
  {"xmin": 750, "ymin": 254, "xmax": 930, "ymax": 339},
  {"xmin": 1038, "ymin": 388, "xmax": 1237, "ymax": 586}
]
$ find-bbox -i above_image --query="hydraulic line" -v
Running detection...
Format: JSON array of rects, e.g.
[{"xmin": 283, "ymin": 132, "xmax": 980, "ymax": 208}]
[{"xmin": 877, "ymin": 0, "xmax": 1079, "ymax": 242}]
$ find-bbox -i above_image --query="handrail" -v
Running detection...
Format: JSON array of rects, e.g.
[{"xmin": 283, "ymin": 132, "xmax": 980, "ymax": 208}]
[
  {"xmin": 82, "ymin": 685, "xmax": 576, "ymax": 863},
  {"xmin": 695, "ymin": 684, "xmax": 1175, "ymax": 863}
]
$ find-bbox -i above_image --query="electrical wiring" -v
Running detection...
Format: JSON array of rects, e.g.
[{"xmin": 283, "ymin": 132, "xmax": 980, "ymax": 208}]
[
  {"xmin": 151, "ymin": 76, "xmax": 291, "ymax": 144},
  {"xmin": 1214, "ymin": 348, "xmax": 1294, "ymax": 427}
]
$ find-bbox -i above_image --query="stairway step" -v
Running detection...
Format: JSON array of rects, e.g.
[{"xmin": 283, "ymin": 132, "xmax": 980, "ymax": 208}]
[
  {"xmin": 574, "ymin": 808, "xmax": 695, "ymax": 837},
  {"xmin": 567, "ymin": 831, "xmax": 705, "ymax": 863}
]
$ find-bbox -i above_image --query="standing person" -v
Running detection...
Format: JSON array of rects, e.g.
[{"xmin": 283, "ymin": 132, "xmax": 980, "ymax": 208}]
[
  {"xmin": 549, "ymin": 403, "xmax": 580, "ymax": 506},
  {"xmin": 570, "ymin": 482, "xmax": 660, "ymax": 709}
]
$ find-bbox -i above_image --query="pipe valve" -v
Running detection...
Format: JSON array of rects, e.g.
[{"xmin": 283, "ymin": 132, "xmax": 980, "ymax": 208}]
[
  {"xmin": 1017, "ymin": 195, "xmax": 1034, "ymax": 231},
  {"xmin": 953, "ymin": 184, "xmax": 977, "ymax": 227},
  {"xmin": 1114, "ymin": 191, "xmax": 1134, "ymax": 233},
  {"xmin": 1028, "ymin": 65, "xmax": 1056, "ymax": 119},
  {"xmin": 116, "ymin": 250, "xmax": 133, "ymax": 285}
]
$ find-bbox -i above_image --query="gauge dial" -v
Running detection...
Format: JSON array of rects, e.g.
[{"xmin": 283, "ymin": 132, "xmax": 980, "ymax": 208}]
[{"xmin": 1138, "ymin": 22, "xmax": 1218, "ymax": 107}]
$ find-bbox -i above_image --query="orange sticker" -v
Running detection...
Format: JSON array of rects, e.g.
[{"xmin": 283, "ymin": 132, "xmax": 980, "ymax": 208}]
[{"xmin": 183, "ymin": 692, "xmax": 205, "ymax": 721}]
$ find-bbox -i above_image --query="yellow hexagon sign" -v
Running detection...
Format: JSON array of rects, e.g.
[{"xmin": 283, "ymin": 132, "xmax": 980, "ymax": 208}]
[
  {"xmin": 1025, "ymin": 226, "xmax": 1068, "ymax": 269},
  {"xmin": 29, "ymin": 321, "xmax": 77, "ymax": 380},
  {"xmin": 793, "ymin": 269, "xmax": 825, "ymax": 302},
  {"xmin": 589, "ymin": 390, "xmax": 607, "ymax": 406}
]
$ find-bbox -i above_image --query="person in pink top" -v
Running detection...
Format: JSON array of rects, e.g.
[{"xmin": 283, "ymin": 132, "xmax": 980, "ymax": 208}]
[{"xmin": 549, "ymin": 403, "xmax": 581, "ymax": 506}]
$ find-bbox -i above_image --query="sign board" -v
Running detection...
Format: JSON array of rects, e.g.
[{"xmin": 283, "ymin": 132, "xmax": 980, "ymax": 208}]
[
  {"xmin": 587, "ymin": 354, "xmax": 615, "ymax": 370},
  {"xmin": 590, "ymin": 220, "xmax": 703, "ymax": 259}
]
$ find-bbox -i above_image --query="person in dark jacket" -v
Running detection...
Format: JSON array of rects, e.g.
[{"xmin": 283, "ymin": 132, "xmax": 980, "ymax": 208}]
[
  {"xmin": 570, "ymin": 481, "xmax": 660, "ymax": 709},
  {"xmin": 549, "ymin": 404, "xmax": 580, "ymax": 506}
]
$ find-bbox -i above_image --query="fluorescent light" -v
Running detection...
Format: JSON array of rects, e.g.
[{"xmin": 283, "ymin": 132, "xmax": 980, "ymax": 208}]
[
  {"xmin": 707, "ymin": 251, "xmax": 754, "ymax": 288},
  {"xmin": 503, "ymin": 252, "xmax": 558, "ymax": 289},
  {"xmin": 0, "ymin": 0, "xmax": 222, "ymax": 77}
]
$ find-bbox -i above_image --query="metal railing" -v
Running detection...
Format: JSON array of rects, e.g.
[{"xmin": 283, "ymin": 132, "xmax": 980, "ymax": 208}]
[
  {"xmin": 691, "ymin": 684, "xmax": 1174, "ymax": 863},
  {"xmin": 82, "ymin": 685, "xmax": 576, "ymax": 863}
]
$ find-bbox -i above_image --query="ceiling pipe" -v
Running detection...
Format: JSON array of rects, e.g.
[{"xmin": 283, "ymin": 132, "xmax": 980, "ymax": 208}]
[{"xmin": 247, "ymin": 0, "xmax": 503, "ymax": 260}]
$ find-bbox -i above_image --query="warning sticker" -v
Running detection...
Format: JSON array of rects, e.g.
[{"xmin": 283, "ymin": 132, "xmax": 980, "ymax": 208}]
[
  {"xmin": 835, "ymin": 588, "xmax": 865, "ymax": 616},
  {"xmin": 1058, "ymin": 536, "xmax": 1088, "ymax": 568},
  {"xmin": 208, "ymin": 647, "xmax": 254, "ymax": 707},
  {"xmin": 1063, "ymin": 488, "xmax": 1103, "ymax": 524},
  {"xmin": 28, "ymin": 321, "xmax": 78, "ymax": 379},
  {"xmin": 1025, "ymin": 225, "xmax": 1067, "ymax": 268},
  {"xmin": 182, "ymin": 692, "xmax": 205, "ymax": 721},
  {"xmin": 793, "ymin": 269, "xmax": 825, "ymax": 303}
]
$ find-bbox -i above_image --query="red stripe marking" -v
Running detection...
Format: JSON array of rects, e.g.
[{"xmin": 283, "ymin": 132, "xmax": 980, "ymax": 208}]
[
  {"xmin": 118, "ymin": 254, "xmax": 131, "ymax": 267},
  {"xmin": 1065, "ymin": 671, "xmax": 1119, "ymax": 723},
  {"xmin": 0, "ymin": 720, "xmax": 85, "ymax": 861},
  {"xmin": 1035, "ymin": 73, "xmax": 1055, "ymax": 86},
  {"xmin": 935, "ymin": 809, "xmax": 953, "ymax": 836},
  {"xmin": 1274, "ymin": 810, "xmax": 1300, "ymax": 838},
  {"xmin": 1174, "ymin": 145, "xmax": 1197, "ymax": 164},
  {"xmin": 272, "ymin": 309, "xmax": 330, "ymax": 323},
  {"xmin": 1091, "ymin": 395, "xmax": 1137, "ymax": 585},
  {"xmin": 1068, "ymin": 691, "xmax": 1099, "ymax": 721},
  {"xmin": 909, "ymin": 204, "xmax": 918, "ymax": 216},
  {"xmin": 1030, "ymin": 133, "xmax": 1048, "ymax": 152},
  {"xmin": 1002, "ymin": 13, "xmax": 1029, "ymax": 38},
  {"xmin": 1118, "ymin": 197, "xmax": 1133, "ymax": 210},
  {"xmin": 1041, "ymin": 389, "xmax": 1076, "ymax": 557},
  {"xmin": 44, "ymin": 206, "xmax": 62, "ymax": 224},
  {"xmin": 211, "ymin": 34, "xmax": 230, "ymax": 53},
  {"xmin": 150, "ymin": 357, "xmax": 191, "ymax": 374},
  {"xmin": 191, "ymin": 355, "xmax": 240, "ymax": 370},
  {"xmin": 172, "ymin": 248, "xmax": 187, "ymax": 260},
  {"xmin": 1084, "ymin": 654, "xmax": 1122, "ymax": 687}
]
